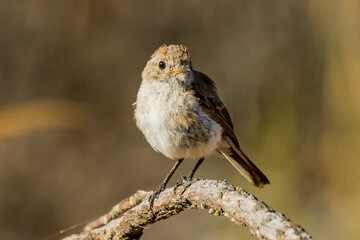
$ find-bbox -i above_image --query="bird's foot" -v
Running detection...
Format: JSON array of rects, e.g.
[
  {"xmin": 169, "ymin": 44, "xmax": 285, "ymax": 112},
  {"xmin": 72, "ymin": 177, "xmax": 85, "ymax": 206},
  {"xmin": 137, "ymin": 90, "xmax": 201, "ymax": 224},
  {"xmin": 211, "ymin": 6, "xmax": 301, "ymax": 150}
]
[
  {"xmin": 182, "ymin": 173, "xmax": 194, "ymax": 182},
  {"xmin": 172, "ymin": 174, "xmax": 195, "ymax": 195},
  {"xmin": 149, "ymin": 184, "xmax": 166, "ymax": 210}
]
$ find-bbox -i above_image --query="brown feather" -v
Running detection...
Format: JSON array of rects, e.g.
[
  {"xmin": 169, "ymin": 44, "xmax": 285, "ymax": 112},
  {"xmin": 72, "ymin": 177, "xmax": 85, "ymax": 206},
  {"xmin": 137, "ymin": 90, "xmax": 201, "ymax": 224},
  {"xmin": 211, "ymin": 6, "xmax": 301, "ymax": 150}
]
[{"xmin": 191, "ymin": 71, "xmax": 270, "ymax": 187}]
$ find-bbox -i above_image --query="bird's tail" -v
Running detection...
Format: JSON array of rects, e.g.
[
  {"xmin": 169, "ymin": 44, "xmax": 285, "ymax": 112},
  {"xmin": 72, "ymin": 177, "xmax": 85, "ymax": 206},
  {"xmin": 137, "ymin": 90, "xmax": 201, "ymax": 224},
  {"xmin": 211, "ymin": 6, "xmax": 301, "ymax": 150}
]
[{"xmin": 220, "ymin": 148, "xmax": 269, "ymax": 188}]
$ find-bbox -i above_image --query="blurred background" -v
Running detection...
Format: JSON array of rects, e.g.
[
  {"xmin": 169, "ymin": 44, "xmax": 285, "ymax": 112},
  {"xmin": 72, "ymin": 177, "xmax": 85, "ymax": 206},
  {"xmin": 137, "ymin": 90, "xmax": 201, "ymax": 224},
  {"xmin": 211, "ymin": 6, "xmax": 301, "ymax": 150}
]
[{"xmin": 0, "ymin": 1, "xmax": 359, "ymax": 239}]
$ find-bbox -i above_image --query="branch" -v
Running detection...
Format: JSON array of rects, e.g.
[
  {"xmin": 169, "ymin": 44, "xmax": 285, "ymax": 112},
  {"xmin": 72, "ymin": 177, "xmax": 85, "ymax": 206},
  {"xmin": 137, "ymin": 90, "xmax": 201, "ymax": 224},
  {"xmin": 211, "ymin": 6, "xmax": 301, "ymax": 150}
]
[{"xmin": 63, "ymin": 179, "xmax": 311, "ymax": 240}]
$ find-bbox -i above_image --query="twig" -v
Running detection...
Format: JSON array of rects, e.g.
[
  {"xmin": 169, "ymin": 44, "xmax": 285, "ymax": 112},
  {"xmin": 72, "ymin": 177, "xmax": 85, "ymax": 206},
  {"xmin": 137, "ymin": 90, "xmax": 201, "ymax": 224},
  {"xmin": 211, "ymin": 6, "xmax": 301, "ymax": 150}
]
[{"xmin": 63, "ymin": 179, "xmax": 311, "ymax": 240}]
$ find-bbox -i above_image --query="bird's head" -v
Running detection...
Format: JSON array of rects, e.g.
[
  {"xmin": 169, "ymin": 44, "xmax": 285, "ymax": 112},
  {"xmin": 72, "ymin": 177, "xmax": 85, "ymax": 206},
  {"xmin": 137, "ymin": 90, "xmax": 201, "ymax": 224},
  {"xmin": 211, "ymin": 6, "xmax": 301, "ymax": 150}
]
[{"xmin": 142, "ymin": 44, "xmax": 193, "ymax": 83}]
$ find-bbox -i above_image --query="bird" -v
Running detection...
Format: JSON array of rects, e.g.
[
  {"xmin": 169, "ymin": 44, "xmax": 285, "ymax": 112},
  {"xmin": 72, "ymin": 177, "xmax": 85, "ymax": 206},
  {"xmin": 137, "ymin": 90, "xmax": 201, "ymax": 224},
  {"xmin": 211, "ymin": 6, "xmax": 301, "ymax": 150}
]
[{"xmin": 134, "ymin": 44, "xmax": 269, "ymax": 207}]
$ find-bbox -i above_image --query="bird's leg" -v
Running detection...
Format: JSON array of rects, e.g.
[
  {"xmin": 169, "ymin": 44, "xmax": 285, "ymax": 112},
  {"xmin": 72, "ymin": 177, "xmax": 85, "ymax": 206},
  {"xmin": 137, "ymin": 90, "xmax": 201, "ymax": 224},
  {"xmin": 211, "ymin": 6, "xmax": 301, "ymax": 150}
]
[
  {"xmin": 183, "ymin": 157, "xmax": 205, "ymax": 181},
  {"xmin": 149, "ymin": 158, "xmax": 184, "ymax": 209}
]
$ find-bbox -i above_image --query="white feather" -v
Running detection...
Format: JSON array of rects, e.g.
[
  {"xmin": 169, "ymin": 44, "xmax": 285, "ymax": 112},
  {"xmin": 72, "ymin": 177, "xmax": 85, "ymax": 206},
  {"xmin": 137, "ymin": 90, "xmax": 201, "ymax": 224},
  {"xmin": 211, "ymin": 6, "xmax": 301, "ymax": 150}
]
[{"xmin": 135, "ymin": 78, "xmax": 222, "ymax": 160}]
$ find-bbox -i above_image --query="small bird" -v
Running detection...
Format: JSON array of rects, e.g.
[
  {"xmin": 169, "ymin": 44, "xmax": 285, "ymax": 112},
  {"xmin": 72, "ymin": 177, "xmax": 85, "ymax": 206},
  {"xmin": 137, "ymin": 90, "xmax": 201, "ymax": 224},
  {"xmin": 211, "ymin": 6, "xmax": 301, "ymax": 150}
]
[{"xmin": 134, "ymin": 44, "xmax": 269, "ymax": 207}]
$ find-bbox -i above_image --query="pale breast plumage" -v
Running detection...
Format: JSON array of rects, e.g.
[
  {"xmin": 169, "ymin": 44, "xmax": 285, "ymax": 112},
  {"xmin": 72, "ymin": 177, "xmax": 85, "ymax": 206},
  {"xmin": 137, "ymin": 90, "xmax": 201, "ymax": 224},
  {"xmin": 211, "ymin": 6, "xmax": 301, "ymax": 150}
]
[{"xmin": 135, "ymin": 79, "xmax": 222, "ymax": 160}]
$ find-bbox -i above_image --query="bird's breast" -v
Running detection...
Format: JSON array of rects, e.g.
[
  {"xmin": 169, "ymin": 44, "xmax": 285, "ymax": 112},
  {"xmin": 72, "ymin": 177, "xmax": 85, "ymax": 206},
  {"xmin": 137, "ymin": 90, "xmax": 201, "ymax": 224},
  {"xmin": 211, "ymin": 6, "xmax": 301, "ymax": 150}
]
[{"xmin": 135, "ymin": 81, "xmax": 222, "ymax": 159}]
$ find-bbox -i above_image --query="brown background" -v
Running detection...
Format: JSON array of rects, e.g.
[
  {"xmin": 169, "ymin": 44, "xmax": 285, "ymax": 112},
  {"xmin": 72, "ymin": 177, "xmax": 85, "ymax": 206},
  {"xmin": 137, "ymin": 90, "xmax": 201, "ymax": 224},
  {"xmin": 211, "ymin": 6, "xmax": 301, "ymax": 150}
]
[{"xmin": 0, "ymin": 1, "xmax": 359, "ymax": 239}]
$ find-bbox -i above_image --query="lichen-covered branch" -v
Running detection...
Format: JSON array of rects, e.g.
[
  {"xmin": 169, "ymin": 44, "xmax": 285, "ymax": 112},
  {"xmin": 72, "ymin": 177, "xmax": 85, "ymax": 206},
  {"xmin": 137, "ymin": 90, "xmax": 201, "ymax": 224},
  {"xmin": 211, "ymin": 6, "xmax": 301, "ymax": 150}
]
[{"xmin": 63, "ymin": 179, "xmax": 311, "ymax": 240}]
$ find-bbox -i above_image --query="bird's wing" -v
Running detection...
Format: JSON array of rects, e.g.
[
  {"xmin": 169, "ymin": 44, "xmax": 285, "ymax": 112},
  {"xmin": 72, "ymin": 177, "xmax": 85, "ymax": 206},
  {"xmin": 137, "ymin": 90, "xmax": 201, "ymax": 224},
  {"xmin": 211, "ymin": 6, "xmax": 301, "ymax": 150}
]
[
  {"xmin": 191, "ymin": 71, "xmax": 269, "ymax": 187},
  {"xmin": 191, "ymin": 71, "xmax": 238, "ymax": 146}
]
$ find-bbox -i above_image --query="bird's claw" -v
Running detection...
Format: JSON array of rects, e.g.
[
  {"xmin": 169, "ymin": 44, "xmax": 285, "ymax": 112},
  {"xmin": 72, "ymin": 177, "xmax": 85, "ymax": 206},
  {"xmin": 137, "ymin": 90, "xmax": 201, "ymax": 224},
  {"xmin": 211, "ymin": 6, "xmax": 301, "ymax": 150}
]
[
  {"xmin": 182, "ymin": 174, "xmax": 193, "ymax": 182},
  {"xmin": 149, "ymin": 185, "xmax": 165, "ymax": 210}
]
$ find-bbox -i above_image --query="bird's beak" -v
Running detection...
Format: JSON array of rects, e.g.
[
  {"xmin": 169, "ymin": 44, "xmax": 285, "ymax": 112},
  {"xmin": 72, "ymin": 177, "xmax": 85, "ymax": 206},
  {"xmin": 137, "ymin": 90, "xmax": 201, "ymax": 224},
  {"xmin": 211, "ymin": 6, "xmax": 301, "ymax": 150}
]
[
  {"xmin": 168, "ymin": 69, "xmax": 185, "ymax": 74},
  {"xmin": 168, "ymin": 67, "xmax": 191, "ymax": 75}
]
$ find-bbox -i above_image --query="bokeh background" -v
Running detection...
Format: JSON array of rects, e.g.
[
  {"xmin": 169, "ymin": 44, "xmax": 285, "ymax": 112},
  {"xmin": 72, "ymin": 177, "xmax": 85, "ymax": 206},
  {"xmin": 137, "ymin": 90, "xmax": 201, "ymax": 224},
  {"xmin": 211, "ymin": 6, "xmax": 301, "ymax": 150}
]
[{"xmin": 1, "ymin": 1, "xmax": 359, "ymax": 239}]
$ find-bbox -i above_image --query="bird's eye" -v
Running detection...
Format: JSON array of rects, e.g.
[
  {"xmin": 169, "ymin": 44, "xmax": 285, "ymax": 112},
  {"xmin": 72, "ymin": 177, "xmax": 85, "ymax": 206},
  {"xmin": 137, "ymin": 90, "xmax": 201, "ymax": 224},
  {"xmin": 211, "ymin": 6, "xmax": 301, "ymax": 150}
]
[{"xmin": 158, "ymin": 61, "xmax": 166, "ymax": 69}]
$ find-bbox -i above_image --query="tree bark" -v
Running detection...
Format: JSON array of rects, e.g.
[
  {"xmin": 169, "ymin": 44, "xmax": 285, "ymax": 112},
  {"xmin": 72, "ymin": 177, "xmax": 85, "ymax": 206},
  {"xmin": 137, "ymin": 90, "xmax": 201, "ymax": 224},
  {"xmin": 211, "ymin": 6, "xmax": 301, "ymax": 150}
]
[{"xmin": 63, "ymin": 179, "xmax": 311, "ymax": 240}]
